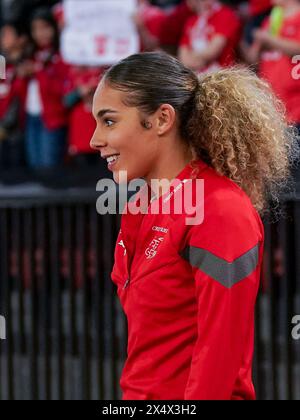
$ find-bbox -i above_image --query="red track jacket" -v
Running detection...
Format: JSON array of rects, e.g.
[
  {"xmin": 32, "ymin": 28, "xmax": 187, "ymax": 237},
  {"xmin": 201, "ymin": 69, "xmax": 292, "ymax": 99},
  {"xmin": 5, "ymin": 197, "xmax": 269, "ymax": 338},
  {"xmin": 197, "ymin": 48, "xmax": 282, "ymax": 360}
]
[{"xmin": 111, "ymin": 159, "xmax": 265, "ymax": 400}]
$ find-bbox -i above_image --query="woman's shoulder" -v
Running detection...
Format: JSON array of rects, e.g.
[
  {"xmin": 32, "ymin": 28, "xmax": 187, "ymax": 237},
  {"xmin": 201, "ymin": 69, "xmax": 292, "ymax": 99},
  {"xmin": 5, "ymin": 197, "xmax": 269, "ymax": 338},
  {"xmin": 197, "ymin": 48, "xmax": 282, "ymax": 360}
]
[
  {"xmin": 182, "ymin": 167, "xmax": 265, "ymax": 257},
  {"xmin": 198, "ymin": 164, "xmax": 263, "ymax": 226}
]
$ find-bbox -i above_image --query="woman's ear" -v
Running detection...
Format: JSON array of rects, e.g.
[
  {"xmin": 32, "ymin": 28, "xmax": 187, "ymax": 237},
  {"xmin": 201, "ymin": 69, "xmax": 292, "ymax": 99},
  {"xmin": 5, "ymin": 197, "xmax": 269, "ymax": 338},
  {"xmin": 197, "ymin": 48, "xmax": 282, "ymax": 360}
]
[{"xmin": 156, "ymin": 104, "xmax": 176, "ymax": 136}]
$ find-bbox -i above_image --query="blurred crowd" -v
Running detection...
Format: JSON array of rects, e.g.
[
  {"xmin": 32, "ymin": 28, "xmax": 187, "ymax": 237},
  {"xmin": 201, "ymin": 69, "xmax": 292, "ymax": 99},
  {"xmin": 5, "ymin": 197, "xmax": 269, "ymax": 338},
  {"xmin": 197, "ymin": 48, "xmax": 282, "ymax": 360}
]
[{"xmin": 0, "ymin": 0, "xmax": 300, "ymax": 172}]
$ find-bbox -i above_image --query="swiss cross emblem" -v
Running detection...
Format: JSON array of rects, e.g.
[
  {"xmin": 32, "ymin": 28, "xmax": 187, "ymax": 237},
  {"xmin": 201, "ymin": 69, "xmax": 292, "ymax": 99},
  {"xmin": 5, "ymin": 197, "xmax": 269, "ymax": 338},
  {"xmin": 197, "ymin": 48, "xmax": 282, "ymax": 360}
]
[{"xmin": 145, "ymin": 237, "xmax": 164, "ymax": 260}]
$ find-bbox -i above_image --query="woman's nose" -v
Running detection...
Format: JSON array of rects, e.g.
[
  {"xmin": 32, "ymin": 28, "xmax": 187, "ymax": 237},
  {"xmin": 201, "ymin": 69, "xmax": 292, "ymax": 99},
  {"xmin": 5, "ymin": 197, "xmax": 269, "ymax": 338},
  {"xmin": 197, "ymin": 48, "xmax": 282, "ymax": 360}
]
[{"xmin": 90, "ymin": 128, "xmax": 106, "ymax": 151}]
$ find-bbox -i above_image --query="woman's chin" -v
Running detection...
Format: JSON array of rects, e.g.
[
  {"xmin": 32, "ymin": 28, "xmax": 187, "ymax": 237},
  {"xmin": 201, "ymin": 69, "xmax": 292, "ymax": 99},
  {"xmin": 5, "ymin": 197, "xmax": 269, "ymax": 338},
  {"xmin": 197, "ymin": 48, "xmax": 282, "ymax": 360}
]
[
  {"xmin": 113, "ymin": 169, "xmax": 141, "ymax": 185},
  {"xmin": 113, "ymin": 170, "xmax": 129, "ymax": 185}
]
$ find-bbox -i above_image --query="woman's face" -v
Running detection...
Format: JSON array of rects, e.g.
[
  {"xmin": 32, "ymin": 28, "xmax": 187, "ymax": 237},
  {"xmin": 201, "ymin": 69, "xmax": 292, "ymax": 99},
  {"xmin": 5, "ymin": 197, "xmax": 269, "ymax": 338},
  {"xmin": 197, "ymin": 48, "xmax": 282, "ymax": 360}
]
[
  {"xmin": 31, "ymin": 19, "xmax": 55, "ymax": 48},
  {"xmin": 1, "ymin": 25, "xmax": 20, "ymax": 53},
  {"xmin": 91, "ymin": 82, "xmax": 160, "ymax": 184}
]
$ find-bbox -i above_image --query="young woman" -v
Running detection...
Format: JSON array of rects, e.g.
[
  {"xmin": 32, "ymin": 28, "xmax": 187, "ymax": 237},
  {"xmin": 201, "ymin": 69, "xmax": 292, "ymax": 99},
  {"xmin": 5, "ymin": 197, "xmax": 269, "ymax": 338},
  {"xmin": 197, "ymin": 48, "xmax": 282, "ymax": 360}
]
[{"xmin": 90, "ymin": 52, "xmax": 297, "ymax": 400}]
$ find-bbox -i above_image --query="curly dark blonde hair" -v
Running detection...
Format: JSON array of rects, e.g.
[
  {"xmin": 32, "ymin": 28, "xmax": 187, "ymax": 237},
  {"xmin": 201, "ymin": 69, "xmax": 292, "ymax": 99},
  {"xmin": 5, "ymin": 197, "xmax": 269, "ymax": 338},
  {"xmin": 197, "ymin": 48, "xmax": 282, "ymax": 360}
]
[
  {"xmin": 104, "ymin": 52, "xmax": 300, "ymax": 215},
  {"xmin": 188, "ymin": 67, "xmax": 300, "ymax": 215}
]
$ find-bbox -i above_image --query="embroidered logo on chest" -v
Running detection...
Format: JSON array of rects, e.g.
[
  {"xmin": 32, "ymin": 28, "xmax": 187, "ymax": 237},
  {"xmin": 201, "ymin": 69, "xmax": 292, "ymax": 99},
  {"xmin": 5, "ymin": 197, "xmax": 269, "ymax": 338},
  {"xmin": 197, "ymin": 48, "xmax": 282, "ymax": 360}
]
[
  {"xmin": 118, "ymin": 240, "xmax": 127, "ymax": 256},
  {"xmin": 145, "ymin": 237, "xmax": 164, "ymax": 260}
]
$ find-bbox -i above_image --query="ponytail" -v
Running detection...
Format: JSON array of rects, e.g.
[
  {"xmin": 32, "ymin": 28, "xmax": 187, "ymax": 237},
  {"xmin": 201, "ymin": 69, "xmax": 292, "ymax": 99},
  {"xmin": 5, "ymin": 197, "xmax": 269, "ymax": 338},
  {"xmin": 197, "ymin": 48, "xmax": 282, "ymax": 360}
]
[{"xmin": 188, "ymin": 67, "xmax": 300, "ymax": 215}]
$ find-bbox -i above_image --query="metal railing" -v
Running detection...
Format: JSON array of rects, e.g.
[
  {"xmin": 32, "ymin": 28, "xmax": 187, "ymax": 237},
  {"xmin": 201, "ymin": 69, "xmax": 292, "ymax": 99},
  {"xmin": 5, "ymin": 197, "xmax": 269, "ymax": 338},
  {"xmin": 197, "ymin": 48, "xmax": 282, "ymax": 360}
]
[{"xmin": 0, "ymin": 187, "xmax": 299, "ymax": 400}]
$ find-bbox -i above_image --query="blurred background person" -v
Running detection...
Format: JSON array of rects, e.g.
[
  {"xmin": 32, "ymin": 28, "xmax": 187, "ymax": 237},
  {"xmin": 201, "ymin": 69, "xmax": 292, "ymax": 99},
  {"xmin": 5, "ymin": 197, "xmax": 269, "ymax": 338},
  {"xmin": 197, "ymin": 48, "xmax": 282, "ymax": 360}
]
[
  {"xmin": 244, "ymin": 0, "xmax": 272, "ymax": 45},
  {"xmin": 178, "ymin": 0, "xmax": 241, "ymax": 73},
  {"xmin": 133, "ymin": 0, "xmax": 167, "ymax": 51},
  {"xmin": 21, "ymin": 6, "xmax": 69, "ymax": 169},
  {"xmin": 0, "ymin": 19, "xmax": 29, "ymax": 169},
  {"xmin": 155, "ymin": 0, "xmax": 195, "ymax": 55},
  {"xmin": 64, "ymin": 65, "xmax": 104, "ymax": 167},
  {"xmin": 245, "ymin": 0, "xmax": 300, "ymax": 183},
  {"xmin": 246, "ymin": 0, "xmax": 300, "ymax": 135}
]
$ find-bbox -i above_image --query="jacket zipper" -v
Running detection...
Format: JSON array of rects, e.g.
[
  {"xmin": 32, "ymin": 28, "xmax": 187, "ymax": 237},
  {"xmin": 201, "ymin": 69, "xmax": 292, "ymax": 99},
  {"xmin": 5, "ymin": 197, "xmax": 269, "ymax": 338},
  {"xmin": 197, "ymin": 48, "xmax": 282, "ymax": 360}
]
[
  {"xmin": 120, "ymin": 233, "xmax": 131, "ymax": 290},
  {"xmin": 123, "ymin": 278, "xmax": 130, "ymax": 290}
]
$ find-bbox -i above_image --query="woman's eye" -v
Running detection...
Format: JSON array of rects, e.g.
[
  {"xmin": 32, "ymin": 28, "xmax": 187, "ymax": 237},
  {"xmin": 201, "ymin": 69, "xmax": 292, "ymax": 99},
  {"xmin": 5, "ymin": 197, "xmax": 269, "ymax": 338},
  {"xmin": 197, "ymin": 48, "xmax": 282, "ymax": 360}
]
[{"xmin": 104, "ymin": 119, "xmax": 114, "ymax": 127}]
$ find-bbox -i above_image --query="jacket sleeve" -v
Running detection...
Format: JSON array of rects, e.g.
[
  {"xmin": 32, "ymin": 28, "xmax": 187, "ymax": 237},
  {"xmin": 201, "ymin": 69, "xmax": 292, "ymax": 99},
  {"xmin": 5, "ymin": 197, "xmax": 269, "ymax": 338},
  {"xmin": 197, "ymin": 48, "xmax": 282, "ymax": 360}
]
[{"xmin": 181, "ymin": 194, "xmax": 264, "ymax": 400}]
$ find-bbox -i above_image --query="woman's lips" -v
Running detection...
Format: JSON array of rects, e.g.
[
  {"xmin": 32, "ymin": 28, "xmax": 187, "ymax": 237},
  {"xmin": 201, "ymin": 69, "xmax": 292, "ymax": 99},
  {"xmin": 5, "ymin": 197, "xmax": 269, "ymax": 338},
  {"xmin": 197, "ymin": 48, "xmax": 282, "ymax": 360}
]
[{"xmin": 107, "ymin": 155, "xmax": 120, "ymax": 170}]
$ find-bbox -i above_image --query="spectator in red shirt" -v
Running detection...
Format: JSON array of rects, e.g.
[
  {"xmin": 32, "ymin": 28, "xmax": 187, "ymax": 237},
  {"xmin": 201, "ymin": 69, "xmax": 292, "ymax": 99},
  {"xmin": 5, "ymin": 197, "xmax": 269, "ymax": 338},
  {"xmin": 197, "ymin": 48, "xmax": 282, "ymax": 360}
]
[
  {"xmin": 178, "ymin": 0, "xmax": 241, "ymax": 73},
  {"xmin": 64, "ymin": 65, "xmax": 105, "ymax": 166},
  {"xmin": 21, "ymin": 7, "xmax": 70, "ymax": 169},
  {"xmin": 133, "ymin": 0, "xmax": 167, "ymax": 51},
  {"xmin": 0, "ymin": 20, "xmax": 29, "ymax": 169},
  {"xmin": 159, "ymin": 0, "xmax": 195, "ymax": 54},
  {"xmin": 247, "ymin": 0, "xmax": 300, "ymax": 130}
]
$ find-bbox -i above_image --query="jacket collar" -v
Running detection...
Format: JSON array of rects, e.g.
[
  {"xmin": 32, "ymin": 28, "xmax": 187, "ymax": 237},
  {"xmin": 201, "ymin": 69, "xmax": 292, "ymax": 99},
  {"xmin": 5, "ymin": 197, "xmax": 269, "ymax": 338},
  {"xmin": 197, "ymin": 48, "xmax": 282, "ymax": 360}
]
[
  {"xmin": 123, "ymin": 158, "xmax": 208, "ymax": 212},
  {"xmin": 120, "ymin": 158, "xmax": 208, "ymax": 257}
]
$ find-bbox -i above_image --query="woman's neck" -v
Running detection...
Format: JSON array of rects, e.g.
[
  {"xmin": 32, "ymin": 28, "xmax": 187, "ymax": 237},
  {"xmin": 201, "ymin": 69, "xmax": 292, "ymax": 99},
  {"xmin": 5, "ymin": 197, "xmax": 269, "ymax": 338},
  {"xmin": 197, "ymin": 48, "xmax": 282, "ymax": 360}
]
[{"xmin": 144, "ymin": 142, "xmax": 195, "ymax": 202}]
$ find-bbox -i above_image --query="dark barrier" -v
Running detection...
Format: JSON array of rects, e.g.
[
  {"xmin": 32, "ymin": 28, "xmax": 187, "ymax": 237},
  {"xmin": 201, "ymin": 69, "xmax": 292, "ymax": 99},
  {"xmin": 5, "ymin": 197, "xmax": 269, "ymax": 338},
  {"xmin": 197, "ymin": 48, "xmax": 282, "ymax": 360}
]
[
  {"xmin": 0, "ymin": 188, "xmax": 299, "ymax": 400},
  {"xmin": 254, "ymin": 199, "xmax": 300, "ymax": 400}
]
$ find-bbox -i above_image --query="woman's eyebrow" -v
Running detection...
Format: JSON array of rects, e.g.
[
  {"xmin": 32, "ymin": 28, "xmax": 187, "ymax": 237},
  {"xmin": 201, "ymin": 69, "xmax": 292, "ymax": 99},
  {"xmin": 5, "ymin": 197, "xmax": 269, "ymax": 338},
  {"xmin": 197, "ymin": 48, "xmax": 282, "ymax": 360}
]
[{"xmin": 97, "ymin": 109, "xmax": 118, "ymax": 119}]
